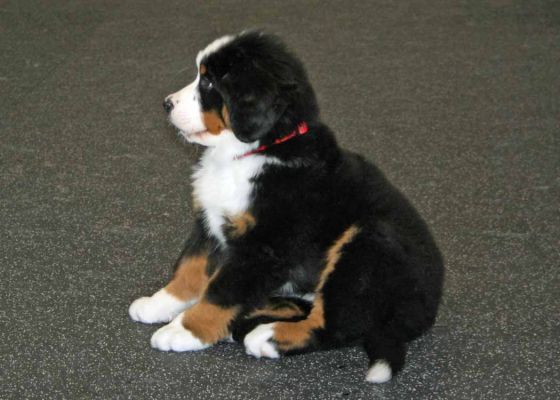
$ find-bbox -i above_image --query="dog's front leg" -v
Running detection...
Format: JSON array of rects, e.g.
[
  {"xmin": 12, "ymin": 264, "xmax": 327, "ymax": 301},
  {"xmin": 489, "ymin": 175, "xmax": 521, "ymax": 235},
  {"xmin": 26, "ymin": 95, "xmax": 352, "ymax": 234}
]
[
  {"xmin": 129, "ymin": 217, "xmax": 215, "ymax": 324},
  {"xmin": 150, "ymin": 247, "xmax": 287, "ymax": 352}
]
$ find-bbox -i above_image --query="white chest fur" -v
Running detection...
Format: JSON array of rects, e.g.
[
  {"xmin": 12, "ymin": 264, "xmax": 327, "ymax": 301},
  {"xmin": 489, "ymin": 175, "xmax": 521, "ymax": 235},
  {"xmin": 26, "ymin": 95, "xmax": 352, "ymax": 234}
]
[{"xmin": 192, "ymin": 147, "xmax": 266, "ymax": 244}]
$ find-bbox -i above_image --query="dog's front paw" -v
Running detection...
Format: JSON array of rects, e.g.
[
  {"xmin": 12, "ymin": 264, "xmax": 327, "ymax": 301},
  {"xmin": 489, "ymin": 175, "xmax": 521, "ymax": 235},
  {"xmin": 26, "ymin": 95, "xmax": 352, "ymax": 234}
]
[
  {"xmin": 244, "ymin": 323, "xmax": 280, "ymax": 359},
  {"xmin": 150, "ymin": 314, "xmax": 210, "ymax": 352},
  {"xmin": 129, "ymin": 289, "xmax": 192, "ymax": 324}
]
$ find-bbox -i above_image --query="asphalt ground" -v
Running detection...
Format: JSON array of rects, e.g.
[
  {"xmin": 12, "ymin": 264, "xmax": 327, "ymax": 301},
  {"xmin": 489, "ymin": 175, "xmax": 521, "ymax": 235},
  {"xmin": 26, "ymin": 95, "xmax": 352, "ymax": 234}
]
[{"xmin": 1, "ymin": 1, "xmax": 559, "ymax": 399}]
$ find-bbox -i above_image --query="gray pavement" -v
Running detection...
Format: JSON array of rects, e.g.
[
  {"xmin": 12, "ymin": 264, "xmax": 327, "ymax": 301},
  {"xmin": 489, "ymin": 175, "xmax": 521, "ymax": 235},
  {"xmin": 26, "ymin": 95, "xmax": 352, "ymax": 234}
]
[{"xmin": 1, "ymin": 1, "xmax": 559, "ymax": 399}]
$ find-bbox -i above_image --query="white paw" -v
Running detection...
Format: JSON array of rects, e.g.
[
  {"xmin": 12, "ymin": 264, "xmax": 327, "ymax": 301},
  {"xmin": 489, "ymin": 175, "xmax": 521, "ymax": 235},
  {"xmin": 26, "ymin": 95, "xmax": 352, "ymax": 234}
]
[
  {"xmin": 366, "ymin": 360, "xmax": 392, "ymax": 383},
  {"xmin": 244, "ymin": 323, "xmax": 279, "ymax": 359},
  {"xmin": 150, "ymin": 313, "xmax": 210, "ymax": 352},
  {"xmin": 129, "ymin": 289, "xmax": 192, "ymax": 324}
]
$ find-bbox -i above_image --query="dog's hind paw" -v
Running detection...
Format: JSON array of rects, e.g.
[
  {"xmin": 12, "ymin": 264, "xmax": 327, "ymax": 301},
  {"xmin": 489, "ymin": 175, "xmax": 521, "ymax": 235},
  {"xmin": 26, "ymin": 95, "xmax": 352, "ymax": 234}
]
[{"xmin": 244, "ymin": 323, "xmax": 280, "ymax": 359}]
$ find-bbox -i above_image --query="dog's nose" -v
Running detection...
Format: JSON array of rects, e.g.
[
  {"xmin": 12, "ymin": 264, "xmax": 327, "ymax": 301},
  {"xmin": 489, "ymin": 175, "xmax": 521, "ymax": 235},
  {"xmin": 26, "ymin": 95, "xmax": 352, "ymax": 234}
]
[{"xmin": 163, "ymin": 98, "xmax": 174, "ymax": 114}]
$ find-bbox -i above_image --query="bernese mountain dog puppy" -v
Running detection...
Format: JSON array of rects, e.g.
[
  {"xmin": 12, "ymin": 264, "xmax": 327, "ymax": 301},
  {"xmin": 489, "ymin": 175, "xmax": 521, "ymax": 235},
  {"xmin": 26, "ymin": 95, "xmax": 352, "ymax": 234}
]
[{"xmin": 129, "ymin": 31, "xmax": 444, "ymax": 383}]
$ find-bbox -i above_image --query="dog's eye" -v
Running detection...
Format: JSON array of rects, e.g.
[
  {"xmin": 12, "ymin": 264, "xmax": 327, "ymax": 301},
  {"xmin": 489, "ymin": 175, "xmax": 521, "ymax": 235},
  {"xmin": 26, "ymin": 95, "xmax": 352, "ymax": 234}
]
[{"xmin": 200, "ymin": 77, "xmax": 213, "ymax": 90}]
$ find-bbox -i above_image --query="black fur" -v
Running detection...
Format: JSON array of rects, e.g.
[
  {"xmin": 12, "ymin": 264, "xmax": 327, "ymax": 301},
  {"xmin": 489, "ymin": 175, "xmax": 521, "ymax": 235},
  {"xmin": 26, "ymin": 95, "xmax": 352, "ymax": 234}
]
[
  {"xmin": 184, "ymin": 31, "xmax": 444, "ymax": 378},
  {"xmin": 203, "ymin": 32, "xmax": 318, "ymax": 144}
]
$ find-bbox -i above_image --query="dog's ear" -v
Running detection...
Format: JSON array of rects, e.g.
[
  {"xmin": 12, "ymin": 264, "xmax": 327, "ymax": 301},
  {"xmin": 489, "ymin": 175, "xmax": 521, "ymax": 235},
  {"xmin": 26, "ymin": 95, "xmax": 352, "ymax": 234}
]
[
  {"xmin": 216, "ymin": 56, "xmax": 288, "ymax": 143},
  {"xmin": 223, "ymin": 91, "xmax": 284, "ymax": 143}
]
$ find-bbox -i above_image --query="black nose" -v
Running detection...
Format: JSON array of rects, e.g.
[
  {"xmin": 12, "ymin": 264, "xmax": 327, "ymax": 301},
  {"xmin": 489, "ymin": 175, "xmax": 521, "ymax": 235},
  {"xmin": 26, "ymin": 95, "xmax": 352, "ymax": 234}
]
[{"xmin": 163, "ymin": 98, "xmax": 174, "ymax": 114}]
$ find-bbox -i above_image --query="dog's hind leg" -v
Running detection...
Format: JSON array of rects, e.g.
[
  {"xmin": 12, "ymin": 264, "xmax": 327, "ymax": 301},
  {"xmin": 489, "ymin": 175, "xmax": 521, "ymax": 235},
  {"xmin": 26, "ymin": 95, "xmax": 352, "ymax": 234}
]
[
  {"xmin": 230, "ymin": 297, "xmax": 312, "ymax": 342},
  {"xmin": 243, "ymin": 222, "xmax": 436, "ymax": 384},
  {"xmin": 244, "ymin": 225, "xmax": 367, "ymax": 358}
]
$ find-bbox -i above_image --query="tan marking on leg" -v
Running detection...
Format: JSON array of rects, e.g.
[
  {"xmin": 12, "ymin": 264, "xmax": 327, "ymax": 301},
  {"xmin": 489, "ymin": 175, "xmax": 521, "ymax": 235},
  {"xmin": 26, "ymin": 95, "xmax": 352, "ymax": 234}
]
[
  {"xmin": 319, "ymin": 225, "xmax": 360, "ymax": 290},
  {"xmin": 202, "ymin": 110, "xmax": 225, "ymax": 135},
  {"xmin": 273, "ymin": 225, "xmax": 360, "ymax": 351},
  {"xmin": 225, "ymin": 212, "xmax": 256, "ymax": 238},
  {"xmin": 248, "ymin": 300, "xmax": 306, "ymax": 320},
  {"xmin": 182, "ymin": 302, "xmax": 239, "ymax": 344},
  {"xmin": 273, "ymin": 295, "xmax": 326, "ymax": 351},
  {"xmin": 165, "ymin": 255, "xmax": 209, "ymax": 301}
]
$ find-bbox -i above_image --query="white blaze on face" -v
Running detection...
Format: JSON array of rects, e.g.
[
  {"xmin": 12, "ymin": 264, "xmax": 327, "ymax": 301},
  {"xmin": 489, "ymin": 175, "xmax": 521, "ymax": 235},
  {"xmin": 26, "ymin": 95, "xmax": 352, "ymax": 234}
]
[
  {"xmin": 165, "ymin": 75, "xmax": 208, "ymax": 144},
  {"xmin": 166, "ymin": 35, "xmax": 237, "ymax": 147},
  {"xmin": 166, "ymin": 80, "xmax": 239, "ymax": 148},
  {"xmin": 195, "ymin": 35, "xmax": 234, "ymax": 66}
]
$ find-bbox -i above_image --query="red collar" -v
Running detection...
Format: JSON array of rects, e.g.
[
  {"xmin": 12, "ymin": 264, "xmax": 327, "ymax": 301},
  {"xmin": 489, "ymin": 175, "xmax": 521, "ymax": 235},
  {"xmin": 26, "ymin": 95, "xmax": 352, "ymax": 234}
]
[{"xmin": 234, "ymin": 122, "xmax": 309, "ymax": 160}]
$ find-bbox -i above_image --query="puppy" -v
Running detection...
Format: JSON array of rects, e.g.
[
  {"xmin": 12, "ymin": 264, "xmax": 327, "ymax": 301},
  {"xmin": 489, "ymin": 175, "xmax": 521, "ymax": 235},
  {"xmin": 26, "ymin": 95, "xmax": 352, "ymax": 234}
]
[{"xmin": 129, "ymin": 31, "xmax": 444, "ymax": 383}]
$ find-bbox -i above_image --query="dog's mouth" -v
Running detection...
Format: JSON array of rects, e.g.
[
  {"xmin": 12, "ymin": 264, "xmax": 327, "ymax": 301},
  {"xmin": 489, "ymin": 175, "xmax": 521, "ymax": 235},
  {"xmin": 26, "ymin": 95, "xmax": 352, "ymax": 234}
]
[
  {"xmin": 177, "ymin": 129, "xmax": 209, "ymax": 144},
  {"xmin": 167, "ymin": 115, "xmax": 210, "ymax": 144}
]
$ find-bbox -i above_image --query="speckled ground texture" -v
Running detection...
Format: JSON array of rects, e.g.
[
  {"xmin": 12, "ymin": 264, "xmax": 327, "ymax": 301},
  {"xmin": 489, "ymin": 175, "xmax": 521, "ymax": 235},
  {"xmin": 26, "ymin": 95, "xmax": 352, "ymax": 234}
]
[{"xmin": 1, "ymin": 0, "xmax": 559, "ymax": 399}]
